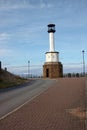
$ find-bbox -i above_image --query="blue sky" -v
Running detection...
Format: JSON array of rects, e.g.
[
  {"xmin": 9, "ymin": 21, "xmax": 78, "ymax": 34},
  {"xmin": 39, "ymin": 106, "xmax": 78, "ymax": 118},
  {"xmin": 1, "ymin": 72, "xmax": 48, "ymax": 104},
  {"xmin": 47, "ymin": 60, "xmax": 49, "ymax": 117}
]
[{"xmin": 0, "ymin": 0, "xmax": 87, "ymax": 75}]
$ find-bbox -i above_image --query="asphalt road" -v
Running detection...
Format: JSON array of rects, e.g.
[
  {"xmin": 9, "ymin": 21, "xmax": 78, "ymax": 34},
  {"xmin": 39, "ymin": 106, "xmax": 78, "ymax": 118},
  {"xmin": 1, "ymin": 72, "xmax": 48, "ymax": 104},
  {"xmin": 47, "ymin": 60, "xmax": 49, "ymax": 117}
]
[{"xmin": 0, "ymin": 79, "xmax": 56, "ymax": 119}]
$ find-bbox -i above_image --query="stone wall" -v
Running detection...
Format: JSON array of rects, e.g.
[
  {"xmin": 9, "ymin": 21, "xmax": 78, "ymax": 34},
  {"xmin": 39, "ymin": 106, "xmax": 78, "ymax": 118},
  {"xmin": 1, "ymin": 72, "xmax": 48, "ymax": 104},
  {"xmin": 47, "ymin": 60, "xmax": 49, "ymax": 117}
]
[{"xmin": 43, "ymin": 62, "xmax": 63, "ymax": 78}]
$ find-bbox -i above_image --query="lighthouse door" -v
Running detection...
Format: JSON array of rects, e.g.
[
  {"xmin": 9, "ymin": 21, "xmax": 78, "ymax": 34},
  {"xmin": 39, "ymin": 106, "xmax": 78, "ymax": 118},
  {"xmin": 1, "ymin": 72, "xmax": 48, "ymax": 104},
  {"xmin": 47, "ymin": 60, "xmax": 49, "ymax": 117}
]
[{"xmin": 46, "ymin": 68, "xmax": 49, "ymax": 77}]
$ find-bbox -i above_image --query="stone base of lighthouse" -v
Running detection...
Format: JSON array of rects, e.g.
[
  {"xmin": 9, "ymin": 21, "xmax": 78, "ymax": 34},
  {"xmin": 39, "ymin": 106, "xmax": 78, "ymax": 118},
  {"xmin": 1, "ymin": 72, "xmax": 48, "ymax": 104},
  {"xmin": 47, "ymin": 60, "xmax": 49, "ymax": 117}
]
[{"xmin": 43, "ymin": 62, "xmax": 63, "ymax": 78}]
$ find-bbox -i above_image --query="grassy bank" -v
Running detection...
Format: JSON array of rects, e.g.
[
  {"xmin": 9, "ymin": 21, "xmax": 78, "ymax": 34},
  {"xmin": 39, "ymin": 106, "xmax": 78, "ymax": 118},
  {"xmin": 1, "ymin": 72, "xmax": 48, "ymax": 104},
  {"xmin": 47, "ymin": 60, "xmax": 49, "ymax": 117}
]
[
  {"xmin": 0, "ymin": 69, "xmax": 28, "ymax": 89},
  {"xmin": 0, "ymin": 79, "xmax": 28, "ymax": 89}
]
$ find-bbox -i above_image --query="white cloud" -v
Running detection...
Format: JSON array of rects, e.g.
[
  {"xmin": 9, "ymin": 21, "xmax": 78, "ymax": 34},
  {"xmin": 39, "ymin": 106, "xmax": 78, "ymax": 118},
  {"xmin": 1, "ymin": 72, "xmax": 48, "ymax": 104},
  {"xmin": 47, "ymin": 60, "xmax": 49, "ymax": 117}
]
[
  {"xmin": 63, "ymin": 63, "xmax": 84, "ymax": 73},
  {"xmin": 0, "ymin": 0, "xmax": 53, "ymax": 10},
  {"xmin": 64, "ymin": 66, "xmax": 87, "ymax": 74},
  {"xmin": 7, "ymin": 64, "xmax": 43, "ymax": 76},
  {"xmin": 0, "ymin": 33, "xmax": 10, "ymax": 42},
  {"xmin": 40, "ymin": 0, "xmax": 53, "ymax": 9},
  {"xmin": 0, "ymin": 48, "xmax": 11, "ymax": 56},
  {"xmin": 0, "ymin": 33, "xmax": 13, "ymax": 57}
]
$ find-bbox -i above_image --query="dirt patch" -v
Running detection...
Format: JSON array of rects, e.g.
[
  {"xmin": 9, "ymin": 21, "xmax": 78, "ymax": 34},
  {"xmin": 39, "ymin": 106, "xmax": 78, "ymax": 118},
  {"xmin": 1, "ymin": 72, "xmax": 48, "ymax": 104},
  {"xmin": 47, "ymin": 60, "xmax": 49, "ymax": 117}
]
[{"xmin": 66, "ymin": 107, "xmax": 87, "ymax": 119}]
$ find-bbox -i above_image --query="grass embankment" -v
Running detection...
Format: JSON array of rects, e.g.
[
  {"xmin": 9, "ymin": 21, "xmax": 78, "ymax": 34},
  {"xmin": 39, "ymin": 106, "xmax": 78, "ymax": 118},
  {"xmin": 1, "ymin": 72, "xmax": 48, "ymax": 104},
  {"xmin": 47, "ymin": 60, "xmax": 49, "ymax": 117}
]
[
  {"xmin": 0, "ymin": 69, "xmax": 28, "ymax": 89},
  {"xmin": 0, "ymin": 79, "xmax": 27, "ymax": 89}
]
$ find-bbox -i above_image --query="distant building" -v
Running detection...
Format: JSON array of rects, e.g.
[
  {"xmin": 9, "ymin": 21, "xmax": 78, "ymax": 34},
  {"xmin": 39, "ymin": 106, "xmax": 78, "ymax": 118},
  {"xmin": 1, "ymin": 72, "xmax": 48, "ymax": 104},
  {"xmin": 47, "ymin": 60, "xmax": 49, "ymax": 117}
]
[{"xmin": 43, "ymin": 24, "xmax": 63, "ymax": 78}]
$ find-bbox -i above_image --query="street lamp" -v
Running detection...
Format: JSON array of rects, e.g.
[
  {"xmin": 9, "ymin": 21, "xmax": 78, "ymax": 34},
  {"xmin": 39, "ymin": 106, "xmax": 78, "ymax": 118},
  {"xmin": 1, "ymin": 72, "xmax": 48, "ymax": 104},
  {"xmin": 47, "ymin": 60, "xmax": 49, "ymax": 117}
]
[
  {"xmin": 28, "ymin": 61, "xmax": 30, "ymax": 78},
  {"xmin": 82, "ymin": 50, "xmax": 85, "ymax": 76}
]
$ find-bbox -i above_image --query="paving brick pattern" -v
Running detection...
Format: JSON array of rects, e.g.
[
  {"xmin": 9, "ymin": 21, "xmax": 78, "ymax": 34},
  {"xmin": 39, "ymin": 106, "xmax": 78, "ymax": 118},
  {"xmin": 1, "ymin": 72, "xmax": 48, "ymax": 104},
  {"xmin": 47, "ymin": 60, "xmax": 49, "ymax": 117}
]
[{"xmin": 0, "ymin": 78, "xmax": 86, "ymax": 130}]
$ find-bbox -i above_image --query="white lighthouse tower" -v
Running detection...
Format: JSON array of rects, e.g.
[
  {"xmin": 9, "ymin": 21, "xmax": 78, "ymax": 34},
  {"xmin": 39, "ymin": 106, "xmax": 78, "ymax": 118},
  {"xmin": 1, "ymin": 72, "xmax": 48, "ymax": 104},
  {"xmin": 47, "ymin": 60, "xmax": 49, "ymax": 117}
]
[
  {"xmin": 43, "ymin": 24, "xmax": 63, "ymax": 78},
  {"xmin": 46, "ymin": 24, "xmax": 59, "ymax": 63}
]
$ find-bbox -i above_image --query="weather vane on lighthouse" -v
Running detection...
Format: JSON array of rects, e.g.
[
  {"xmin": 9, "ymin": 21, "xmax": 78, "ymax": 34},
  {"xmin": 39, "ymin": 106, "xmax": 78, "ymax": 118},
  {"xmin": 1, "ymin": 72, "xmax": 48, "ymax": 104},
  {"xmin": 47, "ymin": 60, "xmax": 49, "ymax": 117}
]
[{"xmin": 43, "ymin": 24, "xmax": 63, "ymax": 78}]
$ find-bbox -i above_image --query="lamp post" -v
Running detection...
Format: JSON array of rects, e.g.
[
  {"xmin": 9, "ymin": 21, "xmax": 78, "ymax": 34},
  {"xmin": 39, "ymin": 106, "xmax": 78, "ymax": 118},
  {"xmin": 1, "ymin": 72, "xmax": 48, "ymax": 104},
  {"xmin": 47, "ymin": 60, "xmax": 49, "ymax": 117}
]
[
  {"xmin": 82, "ymin": 50, "xmax": 85, "ymax": 76},
  {"xmin": 28, "ymin": 60, "xmax": 30, "ymax": 78}
]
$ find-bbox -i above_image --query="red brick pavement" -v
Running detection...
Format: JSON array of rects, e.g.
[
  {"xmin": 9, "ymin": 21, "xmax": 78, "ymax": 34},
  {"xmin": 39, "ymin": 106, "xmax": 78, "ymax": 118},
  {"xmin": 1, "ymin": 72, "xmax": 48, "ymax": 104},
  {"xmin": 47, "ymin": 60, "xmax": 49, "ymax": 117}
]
[{"xmin": 0, "ymin": 77, "xmax": 86, "ymax": 130}]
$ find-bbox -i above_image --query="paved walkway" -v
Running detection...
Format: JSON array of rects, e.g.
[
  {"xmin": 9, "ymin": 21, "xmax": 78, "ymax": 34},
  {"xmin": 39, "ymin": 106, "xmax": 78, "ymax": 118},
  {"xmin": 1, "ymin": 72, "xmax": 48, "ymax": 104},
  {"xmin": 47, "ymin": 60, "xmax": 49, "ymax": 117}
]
[{"xmin": 0, "ymin": 77, "xmax": 86, "ymax": 130}]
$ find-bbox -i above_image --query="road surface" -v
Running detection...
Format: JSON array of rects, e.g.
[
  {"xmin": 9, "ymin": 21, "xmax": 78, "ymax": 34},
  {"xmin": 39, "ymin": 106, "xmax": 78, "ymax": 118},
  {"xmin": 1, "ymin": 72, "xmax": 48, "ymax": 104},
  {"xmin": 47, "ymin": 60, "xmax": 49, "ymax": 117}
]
[
  {"xmin": 0, "ymin": 79, "xmax": 56, "ymax": 119},
  {"xmin": 0, "ymin": 77, "xmax": 86, "ymax": 130}
]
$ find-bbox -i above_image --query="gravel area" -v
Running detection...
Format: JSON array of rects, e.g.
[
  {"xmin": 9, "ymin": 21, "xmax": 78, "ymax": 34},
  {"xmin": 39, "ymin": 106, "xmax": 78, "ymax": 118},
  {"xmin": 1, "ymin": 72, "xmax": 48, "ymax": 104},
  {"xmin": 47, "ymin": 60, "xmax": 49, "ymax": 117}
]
[{"xmin": 0, "ymin": 77, "xmax": 86, "ymax": 130}]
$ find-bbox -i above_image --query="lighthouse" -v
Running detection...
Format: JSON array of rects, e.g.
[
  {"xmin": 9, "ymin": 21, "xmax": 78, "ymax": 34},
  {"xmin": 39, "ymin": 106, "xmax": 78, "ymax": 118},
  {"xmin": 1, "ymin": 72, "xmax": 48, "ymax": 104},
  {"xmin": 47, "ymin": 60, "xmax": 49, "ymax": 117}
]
[{"xmin": 43, "ymin": 24, "xmax": 63, "ymax": 78}]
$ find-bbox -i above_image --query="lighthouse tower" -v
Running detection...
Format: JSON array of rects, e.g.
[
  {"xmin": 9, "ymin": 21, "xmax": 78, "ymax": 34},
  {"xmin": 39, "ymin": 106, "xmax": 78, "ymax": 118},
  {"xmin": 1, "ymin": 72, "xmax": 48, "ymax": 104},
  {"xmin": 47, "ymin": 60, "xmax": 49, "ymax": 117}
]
[{"xmin": 43, "ymin": 24, "xmax": 63, "ymax": 78}]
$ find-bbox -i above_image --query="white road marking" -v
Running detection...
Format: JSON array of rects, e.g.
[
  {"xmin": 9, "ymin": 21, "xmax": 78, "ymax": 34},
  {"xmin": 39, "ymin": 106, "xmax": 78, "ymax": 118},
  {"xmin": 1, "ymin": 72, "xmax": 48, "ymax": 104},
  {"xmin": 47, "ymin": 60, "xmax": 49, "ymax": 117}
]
[{"xmin": 0, "ymin": 87, "xmax": 49, "ymax": 121}]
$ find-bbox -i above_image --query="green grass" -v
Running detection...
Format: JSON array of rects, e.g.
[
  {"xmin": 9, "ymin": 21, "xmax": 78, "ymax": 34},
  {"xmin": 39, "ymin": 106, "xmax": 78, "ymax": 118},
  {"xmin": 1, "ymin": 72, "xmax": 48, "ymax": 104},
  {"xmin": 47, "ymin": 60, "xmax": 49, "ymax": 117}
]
[
  {"xmin": 0, "ymin": 69, "xmax": 28, "ymax": 89},
  {"xmin": 0, "ymin": 79, "xmax": 28, "ymax": 89}
]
